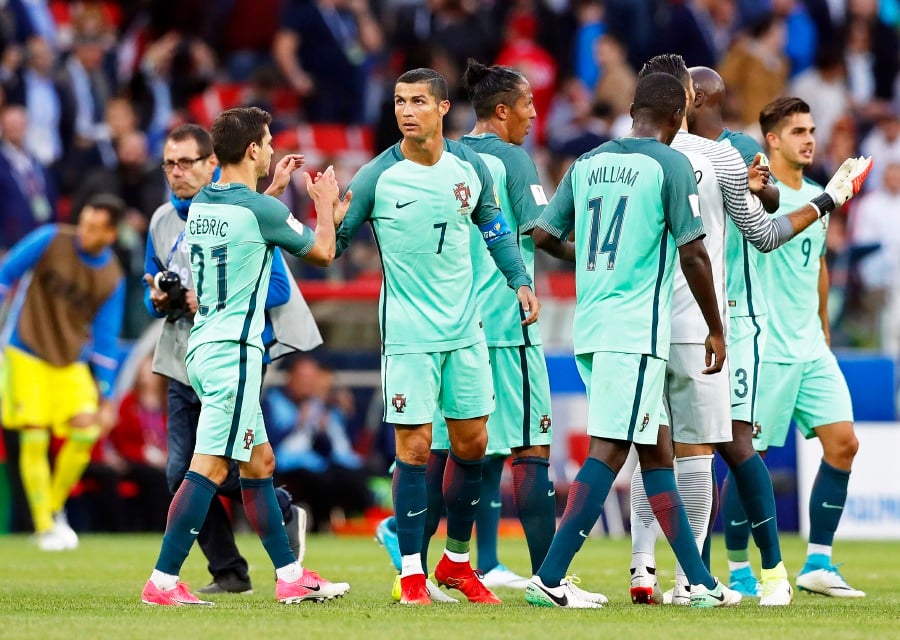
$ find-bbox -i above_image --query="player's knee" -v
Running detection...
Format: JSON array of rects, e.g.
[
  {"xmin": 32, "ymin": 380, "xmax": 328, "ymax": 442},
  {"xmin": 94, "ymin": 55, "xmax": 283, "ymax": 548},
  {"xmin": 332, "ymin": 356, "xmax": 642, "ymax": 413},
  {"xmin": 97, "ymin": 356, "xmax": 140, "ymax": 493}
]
[
  {"xmin": 452, "ymin": 431, "xmax": 487, "ymax": 461},
  {"xmin": 397, "ymin": 431, "xmax": 432, "ymax": 466},
  {"xmin": 716, "ymin": 439, "xmax": 754, "ymax": 468},
  {"xmin": 831, "ymin": 432, "xmax": 859, "ymax": 464},
  {"xmin": 68, "ymin": 423, "xmax": 101, "ymax": 445}
]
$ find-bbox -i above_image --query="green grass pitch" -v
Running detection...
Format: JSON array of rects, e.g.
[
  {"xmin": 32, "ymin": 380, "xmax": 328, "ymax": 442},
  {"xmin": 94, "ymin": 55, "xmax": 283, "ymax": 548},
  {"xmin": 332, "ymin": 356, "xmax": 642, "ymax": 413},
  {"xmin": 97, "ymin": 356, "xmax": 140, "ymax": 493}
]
[{"xmin": 1, "ymin": 532, "xmax": 898, "ymax": 640}]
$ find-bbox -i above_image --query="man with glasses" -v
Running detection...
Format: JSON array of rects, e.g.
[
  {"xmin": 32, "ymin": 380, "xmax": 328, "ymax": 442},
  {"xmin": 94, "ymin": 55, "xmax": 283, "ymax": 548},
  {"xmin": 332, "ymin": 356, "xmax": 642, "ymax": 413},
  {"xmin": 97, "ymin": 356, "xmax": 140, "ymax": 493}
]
[{"xmin": 143, "ymin": 124, "xmax": 314, "ymax": 594}]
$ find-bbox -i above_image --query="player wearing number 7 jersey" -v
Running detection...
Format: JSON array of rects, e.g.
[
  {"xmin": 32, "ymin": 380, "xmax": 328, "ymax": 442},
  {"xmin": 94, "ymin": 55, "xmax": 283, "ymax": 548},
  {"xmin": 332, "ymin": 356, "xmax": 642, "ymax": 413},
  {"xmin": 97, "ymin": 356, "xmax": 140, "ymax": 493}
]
[
  {"xmin": 335, "ymin": 67, "xmax": 539, "ymax": 606},
  {"xmin": 141, "ymin": 107, "xmax": 350, "ymax": 607}
]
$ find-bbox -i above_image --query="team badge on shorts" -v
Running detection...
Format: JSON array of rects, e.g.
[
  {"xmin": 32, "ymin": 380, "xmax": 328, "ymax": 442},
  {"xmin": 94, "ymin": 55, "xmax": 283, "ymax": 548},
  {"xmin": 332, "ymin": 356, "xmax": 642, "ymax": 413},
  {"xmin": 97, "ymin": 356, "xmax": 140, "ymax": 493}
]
[
  {"xmin": 453, "ymin": 182, "xmax": 472, "ymax": 214},
  {"xmin": 751, "ymin": 422, "xmax": 762, "ymax": 438},
  {"xmin": 539, "ymin": 415, "xmax": 552, "ymax": 433},
  {"xmin": 243, "ymin": 429, "xmax": 254, "ymax": 450},
  {"xmin": 639, "ymin": 413, "xmax": 650, "ymax": 432},
  {"xmin": 392, "ymin": 393, "xmax": 407, "ymax": 414}
]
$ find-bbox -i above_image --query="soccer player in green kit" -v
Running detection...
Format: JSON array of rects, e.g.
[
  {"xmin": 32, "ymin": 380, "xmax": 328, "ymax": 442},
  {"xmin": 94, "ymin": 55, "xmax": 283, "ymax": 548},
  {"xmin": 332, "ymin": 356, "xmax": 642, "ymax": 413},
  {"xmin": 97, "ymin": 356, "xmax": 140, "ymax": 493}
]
[
  {"xmin": 141, "ymin": 107, "xmax": 350, "ymax": 606},
  {"xmin": 529, "ymin": 71, "xmax": 740, "ymax": 609},
  {"xmin": 754, "ymin": 97, "xmax": 871, "ymax": 598},
  {"xmin": 335, "ymin": 68, "xmax": 540, "ymax": 606},
  {"xmin": 376, "ymin": 59, "xmax": 606, "ymax": 603}
]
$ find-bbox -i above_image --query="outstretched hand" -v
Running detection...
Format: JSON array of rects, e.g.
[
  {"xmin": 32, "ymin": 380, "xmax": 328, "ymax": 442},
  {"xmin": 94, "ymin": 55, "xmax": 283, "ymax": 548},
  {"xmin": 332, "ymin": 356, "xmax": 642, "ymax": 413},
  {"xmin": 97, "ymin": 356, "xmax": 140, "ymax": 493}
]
[
  {"xmin": 334, "ymin": 189, "xmax": 353, "ymax": 227},
  {"xmin": 304, "ymin": 165, "xmax": 339, "ymax": 205},
  {"xmin": 267, "ymin": 154, "xmax": 306, "ymax": 197},
  {"xmin": 825, "ymin": 156, "xmax": 874, "ymax": 207}
]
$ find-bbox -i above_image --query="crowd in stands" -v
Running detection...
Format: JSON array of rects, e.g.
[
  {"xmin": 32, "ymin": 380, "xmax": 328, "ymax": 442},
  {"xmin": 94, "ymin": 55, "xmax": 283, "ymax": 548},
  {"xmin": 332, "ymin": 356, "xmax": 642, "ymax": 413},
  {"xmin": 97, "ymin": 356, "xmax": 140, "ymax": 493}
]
[{"xmin": 1, "ymin": 0, "xmax": 900, "ymax": 532}]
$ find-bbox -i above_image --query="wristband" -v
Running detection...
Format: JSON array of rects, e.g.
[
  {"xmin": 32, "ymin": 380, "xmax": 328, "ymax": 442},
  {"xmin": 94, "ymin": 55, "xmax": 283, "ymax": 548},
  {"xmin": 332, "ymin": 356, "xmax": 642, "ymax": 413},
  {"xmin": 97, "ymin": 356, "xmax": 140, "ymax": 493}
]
[{"xmin": 808, "ymin": 192, "xmax": 835, "ymax": 218}]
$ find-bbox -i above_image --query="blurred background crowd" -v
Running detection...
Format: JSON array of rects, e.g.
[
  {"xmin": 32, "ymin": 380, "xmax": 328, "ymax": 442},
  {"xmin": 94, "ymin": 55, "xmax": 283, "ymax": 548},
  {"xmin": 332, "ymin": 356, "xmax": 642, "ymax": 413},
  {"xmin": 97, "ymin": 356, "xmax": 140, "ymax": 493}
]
[{"xmin": 1, "ymin": 0, "xmax": 899, "ymax": 534}]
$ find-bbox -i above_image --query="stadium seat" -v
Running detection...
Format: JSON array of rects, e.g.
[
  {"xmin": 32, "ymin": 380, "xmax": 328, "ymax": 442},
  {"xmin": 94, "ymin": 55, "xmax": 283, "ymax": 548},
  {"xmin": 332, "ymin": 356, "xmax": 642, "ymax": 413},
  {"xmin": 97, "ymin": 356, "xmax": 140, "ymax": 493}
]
[
  {"xmin": 272, "ymin": 124, "xmax": 374, "ymax": 170},
  {"xmin": 187, "ymin": 83, "xmax": 248, "ymax": 129}
]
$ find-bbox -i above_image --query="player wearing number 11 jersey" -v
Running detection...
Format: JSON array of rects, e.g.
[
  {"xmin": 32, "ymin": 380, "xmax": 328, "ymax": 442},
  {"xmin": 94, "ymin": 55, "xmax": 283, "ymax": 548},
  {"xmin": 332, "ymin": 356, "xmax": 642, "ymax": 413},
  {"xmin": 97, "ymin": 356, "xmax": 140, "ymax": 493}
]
[{"xmin": 141, "ymin": 107, "xmax": 349, "ymax": 607}]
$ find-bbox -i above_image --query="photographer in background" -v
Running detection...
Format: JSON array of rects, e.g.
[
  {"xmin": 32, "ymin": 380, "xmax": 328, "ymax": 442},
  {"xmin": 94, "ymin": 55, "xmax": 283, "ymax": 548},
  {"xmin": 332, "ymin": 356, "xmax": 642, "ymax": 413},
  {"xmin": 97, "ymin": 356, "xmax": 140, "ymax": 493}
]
[{"xmin": 142, "ymin": 124, "xmax": 315, "ymax": 595}]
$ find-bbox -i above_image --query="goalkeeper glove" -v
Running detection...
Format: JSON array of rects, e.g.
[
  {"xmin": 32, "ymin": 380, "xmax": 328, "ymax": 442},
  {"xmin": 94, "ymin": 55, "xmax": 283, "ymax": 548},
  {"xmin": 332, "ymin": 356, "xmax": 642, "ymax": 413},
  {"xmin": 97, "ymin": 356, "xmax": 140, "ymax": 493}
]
[{"xmin": 809, "ymin": 156, "xmax": 874, "ymax": 217}]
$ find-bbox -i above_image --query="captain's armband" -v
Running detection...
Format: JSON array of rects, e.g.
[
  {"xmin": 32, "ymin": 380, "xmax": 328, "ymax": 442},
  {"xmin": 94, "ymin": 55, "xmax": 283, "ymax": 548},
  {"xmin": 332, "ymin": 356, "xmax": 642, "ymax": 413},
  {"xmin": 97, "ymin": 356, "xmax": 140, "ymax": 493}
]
[{"xmin": 478, "ymin": 214, "xmax": 512, "ymax": 247}]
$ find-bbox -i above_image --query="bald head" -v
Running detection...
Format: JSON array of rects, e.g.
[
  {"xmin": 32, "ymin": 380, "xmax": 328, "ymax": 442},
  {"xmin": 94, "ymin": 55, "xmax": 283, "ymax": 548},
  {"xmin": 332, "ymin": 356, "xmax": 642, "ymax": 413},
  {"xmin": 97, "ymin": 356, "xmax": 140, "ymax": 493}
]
[
  {"xmin": 686, "ymin": 66, "xmax": 726, "ymax": 139},
  {"xmin": 689, "ymin": 66, "xmax": 725, "ymax": 109}
]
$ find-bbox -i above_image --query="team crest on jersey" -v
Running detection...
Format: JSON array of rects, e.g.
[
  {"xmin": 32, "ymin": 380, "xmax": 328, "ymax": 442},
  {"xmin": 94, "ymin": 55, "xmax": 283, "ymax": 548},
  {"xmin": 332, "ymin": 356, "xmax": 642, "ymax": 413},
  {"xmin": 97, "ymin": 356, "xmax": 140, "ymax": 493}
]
[
  {"xmin": 243, "ymin": 429, "xmax": 254, "ymax": 450},
  {"xmin": 392, "ymin": 394, "xmax": 407, "ymax": 413},
  {"xmin": 539, "ymin": 415, "xmax": 552, "ymax": 433},
  {"xmin": 639, "ymin": 413, "xmax": 650, "ymax": 432},
  {"xmin": 453, "ymin": 182, "xmax": 472, "ymax": 214}
]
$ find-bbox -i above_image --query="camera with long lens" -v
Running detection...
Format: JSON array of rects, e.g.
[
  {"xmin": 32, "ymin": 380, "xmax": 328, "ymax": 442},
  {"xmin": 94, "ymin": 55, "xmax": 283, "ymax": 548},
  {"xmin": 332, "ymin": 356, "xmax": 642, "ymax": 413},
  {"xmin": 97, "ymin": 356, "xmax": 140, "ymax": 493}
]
[{"xmin": 153, "ymin": 258, "xmax": 189, "ymax": 322}]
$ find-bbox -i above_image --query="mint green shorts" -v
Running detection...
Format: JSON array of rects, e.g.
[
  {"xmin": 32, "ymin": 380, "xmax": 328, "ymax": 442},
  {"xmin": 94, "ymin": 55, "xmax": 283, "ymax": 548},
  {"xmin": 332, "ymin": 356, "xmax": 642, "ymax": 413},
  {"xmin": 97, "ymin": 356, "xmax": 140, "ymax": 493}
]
[
  {"xmin": 381, "ymin": 341, "xmax": 495, "ymax": 426},
  {"xmin": 728, "ymin": 314, "xmax": 767, "ymax": 427},
  {"xmin": 755, "ymin": 351, "xmax": 854, "ymax": 450},
  {"xmin": 576, "ymin": 351, "xmax": 666, "ymax": 445},
  {"xmin": 432, "ymin": 344, "xmax": 552, "ymax": 453},
  {"xmin": 186, "ymin": 342, "xmax": 268, "ymax": 463}
]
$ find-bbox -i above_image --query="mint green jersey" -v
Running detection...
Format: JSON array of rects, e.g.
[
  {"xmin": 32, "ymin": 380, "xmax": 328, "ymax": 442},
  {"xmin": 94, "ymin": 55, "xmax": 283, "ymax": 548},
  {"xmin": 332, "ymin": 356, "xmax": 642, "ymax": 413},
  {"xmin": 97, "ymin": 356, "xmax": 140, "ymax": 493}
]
[
  {"xmin": 537, "ymin": 137, "xmax": 703, "ymax": 358},
  {"xmin": 460, "ymin": 133, "xmax": 545, "ymax": 347},
  {"xmin": 337, "ymin": 139, "xmax": 516, "ymax": 356},
  {"xmin": 756, "ymin": 176, "xmax": 829, "ymax": 363},
  {"xmin": 718, "ymin": 128, "xmax": 768, "ymax": 318},
  {"xmin": 186, "ymin": 183, "xmax": 316, "ymax": 356}
]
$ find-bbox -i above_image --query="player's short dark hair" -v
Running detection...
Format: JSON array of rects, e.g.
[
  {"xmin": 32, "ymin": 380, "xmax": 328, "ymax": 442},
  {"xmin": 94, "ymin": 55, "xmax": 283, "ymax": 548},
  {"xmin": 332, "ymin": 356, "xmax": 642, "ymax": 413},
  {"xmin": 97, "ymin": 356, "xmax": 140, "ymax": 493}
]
[
  {"xmin": 167, "ymin": 124, "xmax": 213, "ymax": 158},
  {"xmin": 462, "ymin": 58, "xmax": 527, "ymax": 120},
  {"xmin": 210, "ymin": 107, "xmax": 272, "ymax": 166},
  {"xmin": 83, "ymin": 193, "xmax": 125, "ymax": 227},
  {"xmin": 396, "ymin": 68, "xmax": 449, "ymax": 102},
  {"xmin": 632, "ymin": 72, "xmax": 686, "ymax": 122},
  {"xmin": 638, "ymin": 53, "xmax": 690, "ymax": 91},
  {"xmin": 759, "ymin": 96, "xmax": 810, "ymax": 136}
]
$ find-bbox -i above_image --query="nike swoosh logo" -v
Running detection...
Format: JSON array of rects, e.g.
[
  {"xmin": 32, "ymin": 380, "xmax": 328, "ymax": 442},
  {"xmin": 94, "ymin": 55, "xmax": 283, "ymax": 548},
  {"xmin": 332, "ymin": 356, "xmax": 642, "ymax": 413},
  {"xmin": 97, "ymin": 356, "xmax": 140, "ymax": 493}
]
[
  {"xmin": 406, "ymin": 508, "xmax": 428, "ymax": 517},
  {"xmin": 470, "ymin": 498, "xmax": 481, "ymax": 506},
  {"xmin": 822, "ymin": 502, "xmax": 844, "ymax": 510},
  {"xmin": 751, "ymin": 517, "xmax": 773, "ymax": 529},
  {"xmin": 710, "ymin": 592, "xmax": 726, "ymax": 602},
  {"xmin": 535, "ymin": 584, "xmax": 567, "ymax": 606},
  {"xmin": 490, "ymin": 501, "xmax": 502, "ymax": 508},
  {"xmin": 395, "ymin": 200, "xmax": 417, "ymax": 209},
  {"xmin": 190, "ymin": 528, "xmax": 200, "ymax": 535},
  {"xmin": 301, "ymin": 584, "xmax": 321, "ymax": 591},
  {"xmin": 547, "ymin": 489, "xmax": 556, "ymax": 497},
  {"xmin": 578, "ymin": 529, "xmax": 589, "ymax": 538},
  {"xmin": 729, "ymin": 519, "xmax": 748, "ymax": 527}
]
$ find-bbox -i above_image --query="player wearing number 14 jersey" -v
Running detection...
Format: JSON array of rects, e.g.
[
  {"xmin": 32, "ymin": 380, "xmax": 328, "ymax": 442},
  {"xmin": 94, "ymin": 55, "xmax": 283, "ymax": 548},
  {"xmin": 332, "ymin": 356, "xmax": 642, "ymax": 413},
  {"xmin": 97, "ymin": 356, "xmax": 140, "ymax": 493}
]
[
  {"xmin": 529, "ymin": 72, "xmax": 739, "ymax": 609},
  {"xmin": 141, "ymin": 107, "xmax": 349, "ymax": 607}
]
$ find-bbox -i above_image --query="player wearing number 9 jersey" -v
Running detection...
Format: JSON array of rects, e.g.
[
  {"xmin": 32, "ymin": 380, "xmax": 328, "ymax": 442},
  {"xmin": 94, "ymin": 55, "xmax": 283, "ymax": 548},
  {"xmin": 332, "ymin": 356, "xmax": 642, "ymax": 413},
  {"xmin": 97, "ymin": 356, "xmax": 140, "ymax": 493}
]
[
  {"xmin": 754, "ymin": 97, "xmax": 871, "ymax": 598},
  {"xmin": 142, "ymin": 106, "xmax": 350, "ymax": 607}
]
